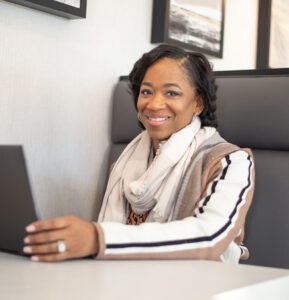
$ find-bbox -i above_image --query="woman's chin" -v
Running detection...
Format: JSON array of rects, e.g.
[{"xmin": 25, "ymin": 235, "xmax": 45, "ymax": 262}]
[{"xmin": 147, "ymin": 131, "xmax": 171, "ymax": 142}]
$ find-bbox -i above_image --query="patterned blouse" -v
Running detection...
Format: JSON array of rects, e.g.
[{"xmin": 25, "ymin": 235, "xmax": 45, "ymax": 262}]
[{"xmin": 126, "ymin": 204, "xmax": 148, "ymax": 225}]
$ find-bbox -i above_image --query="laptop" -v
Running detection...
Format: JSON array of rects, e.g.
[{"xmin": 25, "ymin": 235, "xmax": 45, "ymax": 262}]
[{"xmin": 0, "ymin": 145, "xmax": 39, "ymax": 255}]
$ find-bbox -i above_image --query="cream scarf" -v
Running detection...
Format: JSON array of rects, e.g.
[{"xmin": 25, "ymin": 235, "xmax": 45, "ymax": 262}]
[{"xmin": 98, "ymin": 116, "xmax": 216, "ymax": 223}]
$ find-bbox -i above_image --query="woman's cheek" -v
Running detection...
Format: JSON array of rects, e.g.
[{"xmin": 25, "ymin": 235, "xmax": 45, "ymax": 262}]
[
  {"xmin": 137, "ymin": 99, "xmax": 147, "ymax": 116},
  {"xmin": 137, "ymin": 97, "xmax": 144, "ymax": 110}
]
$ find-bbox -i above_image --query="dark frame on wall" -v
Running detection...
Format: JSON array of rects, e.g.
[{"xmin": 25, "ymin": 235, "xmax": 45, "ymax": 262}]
[
  {"xmin": 256, "ymin": 0, "xmax": 272, "ymax": 69},
  {"xmin": 4, "ymin": 0, "xmax": 87, "ymax": 19},
  {"xmin": 257, "ymin": 0, "xmax": 289, "ymax": 70},
  {"xmin": 151, "ymin": 0, "xmax": 225, "ymax": 58}
]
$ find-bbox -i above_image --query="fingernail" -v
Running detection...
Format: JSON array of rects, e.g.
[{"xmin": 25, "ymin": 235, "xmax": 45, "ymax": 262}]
[
  {"xmin": 26, "ymin": 225, "xmax": 36, "ymax": 232},
  {"xmin": 31, "ymin": 256, "xmax": 39, "ymax": 262},
  {"xmin": 23, "ymin": 246, "xmax": 32, "ymax": 253},
  {"xmin": 24, "ymin": 237, "xmax": 29, "ymax": 243}
]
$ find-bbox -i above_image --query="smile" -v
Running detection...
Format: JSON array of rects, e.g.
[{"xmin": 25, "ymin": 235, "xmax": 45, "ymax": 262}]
[{"xmin": 145, "ymin": 115, "xmax": 171, "ymax": 126}]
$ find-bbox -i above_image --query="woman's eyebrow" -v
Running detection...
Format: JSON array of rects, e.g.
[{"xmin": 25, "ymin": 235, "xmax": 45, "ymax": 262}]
[
  {"xmin": 141, "ymin": 82, "xmax": 183, "ymax": 90},
  {"xmin": 163, "ymin": 83, "xmax": 183, "ymax": 90},
  {"xmin": 141, "ymin": 82, "xmax": 153, "ymax": 87}
]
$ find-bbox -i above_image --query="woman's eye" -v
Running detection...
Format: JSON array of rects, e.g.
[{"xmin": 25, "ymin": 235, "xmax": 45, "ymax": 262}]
[
  {"xmin": 140, "ymin": 89, "xmax": 152, "ymax": 96},
  {"xmin": 167, "ymin": 91, "xmax": 180, "ymax": 97}
]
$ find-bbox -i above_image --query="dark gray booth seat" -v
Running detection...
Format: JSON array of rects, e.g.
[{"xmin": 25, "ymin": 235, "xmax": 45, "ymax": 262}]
[{"xmin": 109, "ymin": 74, "xmax": 289, "ymax": 269}]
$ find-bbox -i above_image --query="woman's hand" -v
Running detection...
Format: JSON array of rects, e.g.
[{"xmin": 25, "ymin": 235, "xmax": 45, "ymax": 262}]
[{"xmin": 23, "ymin": 216, "xmax": 99, "ymax": 262}]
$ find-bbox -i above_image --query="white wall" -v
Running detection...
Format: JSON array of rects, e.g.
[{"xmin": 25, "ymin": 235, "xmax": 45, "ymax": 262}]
[
  {"xmin": 0, "ymin": 0, "xmax": 154, "ymax": 220},
  {"xmin": 211, "ymin": 0, "xmax": 259, "ymax": 71},
  {"xmin": 0, "ymin": 0, "xmax": 258, "ymax": 221}
]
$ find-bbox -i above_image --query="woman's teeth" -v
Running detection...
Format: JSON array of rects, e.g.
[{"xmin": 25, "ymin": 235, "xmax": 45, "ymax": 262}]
[{"xmin": 148, "ymin": 117, "xmax": 169, "ymax": 121}]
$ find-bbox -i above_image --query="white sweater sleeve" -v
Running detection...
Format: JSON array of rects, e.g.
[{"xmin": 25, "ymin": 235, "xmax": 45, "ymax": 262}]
[{"xmin": 95, "ymin": 150, "xmax": 254, "ymax": 261}]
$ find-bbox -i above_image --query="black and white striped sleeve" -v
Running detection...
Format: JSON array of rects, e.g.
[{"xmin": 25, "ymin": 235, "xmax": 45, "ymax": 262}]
[{"xmin": 94, "ymin": 150, "xmax": 254, "ymax": 261}]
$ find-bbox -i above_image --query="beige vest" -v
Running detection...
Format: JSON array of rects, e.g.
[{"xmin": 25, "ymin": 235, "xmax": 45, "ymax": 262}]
[{"xmin": 173, "ymin": 132, "xmax": 252, "ymax": 220}]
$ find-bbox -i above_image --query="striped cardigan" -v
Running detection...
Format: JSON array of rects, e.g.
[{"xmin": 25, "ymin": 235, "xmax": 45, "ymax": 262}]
[{"xmin": 94, "ymin": 132, "xmax": 255, "ymax": 263}]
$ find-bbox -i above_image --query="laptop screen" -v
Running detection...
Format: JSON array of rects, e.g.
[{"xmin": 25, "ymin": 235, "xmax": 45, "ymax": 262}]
[{"xmin": 0, "ymin": 146, "xmax": 39, "ymax": 255}]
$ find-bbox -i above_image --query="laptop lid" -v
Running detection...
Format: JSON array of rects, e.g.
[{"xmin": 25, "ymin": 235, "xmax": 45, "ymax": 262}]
[{"xmin": 0, "ymin": 145, "xmax": 39, "ymax": 255}]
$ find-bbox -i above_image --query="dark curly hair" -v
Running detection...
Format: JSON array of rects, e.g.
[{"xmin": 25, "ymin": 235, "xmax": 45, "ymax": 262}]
[{"xmin": 128, "ymin": 44, "xmax": 218, "ymax": 128}]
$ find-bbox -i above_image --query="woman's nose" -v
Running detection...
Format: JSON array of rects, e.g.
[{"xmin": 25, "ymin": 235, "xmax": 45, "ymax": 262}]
[{"xmin": 147, "ymin": 93, "xmax": 165, "ymax": 110}]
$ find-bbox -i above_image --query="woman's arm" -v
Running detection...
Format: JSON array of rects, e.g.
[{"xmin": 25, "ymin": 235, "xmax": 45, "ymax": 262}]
[
  {"xmin": 94, "ymin": 150, "xmax": 254, "ymax": 262},
  {"xmin": 23, "ymin": 150, "xmax": 254, "ymax": 263}
]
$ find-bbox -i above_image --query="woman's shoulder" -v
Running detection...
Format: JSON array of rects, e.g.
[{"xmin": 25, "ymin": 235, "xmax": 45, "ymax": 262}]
[
  {"xmin": 200, "ymin": 130, "xmax": 254, "ymax": 165},
  {"xmin": 183, "ymin": 131, "xmax": 254, "ymax": 193}
]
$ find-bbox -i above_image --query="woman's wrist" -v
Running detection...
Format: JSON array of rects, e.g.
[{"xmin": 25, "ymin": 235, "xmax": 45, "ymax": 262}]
[{"xmin": 90, "ymin": 222, "xmax": 99, "ymax": 256}]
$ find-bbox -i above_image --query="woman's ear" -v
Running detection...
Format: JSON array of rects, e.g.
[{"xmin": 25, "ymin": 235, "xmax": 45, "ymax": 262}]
[{"xmin": 196, "ymin": 95, "xmax": 204, "ymax": 115}]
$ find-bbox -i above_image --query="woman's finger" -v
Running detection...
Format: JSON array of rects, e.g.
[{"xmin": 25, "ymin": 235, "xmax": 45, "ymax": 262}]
[
  {"xmin": 25, "ymin": 216, "xmax": 76, "ymax": 233},
  {"xmin": 23, "ymin": 240, "xmax": 63, "ymax": 255},
  {"xmin": 31, "ymin": 252, "xmax": 68, "ymax": 262},
  {"xmin": 24, "ymin": 228, "xmax": 67, "ymax": 245}
]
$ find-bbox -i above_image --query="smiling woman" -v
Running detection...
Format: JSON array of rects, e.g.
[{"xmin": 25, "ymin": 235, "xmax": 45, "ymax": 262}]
[
  {"xmin": 137, "ymin": 57, "xmax": 205, "ymax": 151},
  {"xmin": 24, "ymin": 44, "xmax": 255, "ymax": 263}
]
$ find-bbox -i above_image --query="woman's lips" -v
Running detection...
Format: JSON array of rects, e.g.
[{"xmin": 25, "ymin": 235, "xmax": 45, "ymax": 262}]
[{"xmin": 145, "ymin": 115, "xmax": 171, "ymax": 126}]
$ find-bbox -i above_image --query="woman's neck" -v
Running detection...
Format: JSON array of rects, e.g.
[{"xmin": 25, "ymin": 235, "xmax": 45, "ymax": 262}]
[{"xmin": 153, "ymin": 139, "xmax": 160, "ymax": 154}]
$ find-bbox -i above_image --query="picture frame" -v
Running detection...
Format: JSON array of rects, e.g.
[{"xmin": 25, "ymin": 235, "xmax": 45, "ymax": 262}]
[
  {"xmin": 257, "ymin": 0, "xmax": 289, "ymax": 69},
  {"xmin": 4, "ymin": 0, "xmax": 87, "ymax": 19},
  {"xmin": 151, "ymin": 0, "xmax": 225, "ymax": 58},
  {"xmin": 256, "ymin": 0, "xmax": 271, "ymax": 68}
]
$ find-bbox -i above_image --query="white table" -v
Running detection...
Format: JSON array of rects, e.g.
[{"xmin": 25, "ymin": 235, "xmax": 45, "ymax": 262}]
[{"xmin": 0, "ymin": 252, "xmax": 288, "ymax": 300}]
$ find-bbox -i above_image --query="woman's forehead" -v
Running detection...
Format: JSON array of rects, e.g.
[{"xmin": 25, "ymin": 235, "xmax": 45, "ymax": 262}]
[{"xmin": 142, "ymin": 58, "xmax": 193, "ymax": 87}]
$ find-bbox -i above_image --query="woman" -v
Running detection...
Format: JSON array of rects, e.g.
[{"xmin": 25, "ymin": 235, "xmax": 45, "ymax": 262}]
[{"xmin": 23, "ymin": 44, "xmax": 255, "ymax": 263}]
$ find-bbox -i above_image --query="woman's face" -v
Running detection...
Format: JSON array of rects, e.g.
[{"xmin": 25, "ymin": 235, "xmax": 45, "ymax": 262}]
[{"xmin": 137, "ymin": 57, "xmax": 203, "ymax": 151}]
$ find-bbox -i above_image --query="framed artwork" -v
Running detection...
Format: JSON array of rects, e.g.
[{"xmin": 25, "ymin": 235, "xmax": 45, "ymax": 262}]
[
  {"xmin": 257, "ymin": 0, "xmax": 289, "ymax": 69},
  {"xmin": 151, "ymin": 0, "xmax": 225, "ymax": 58},
  {"xmin": 4, "ymin": 0, "xmax": 87, "ymax": 19}
]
